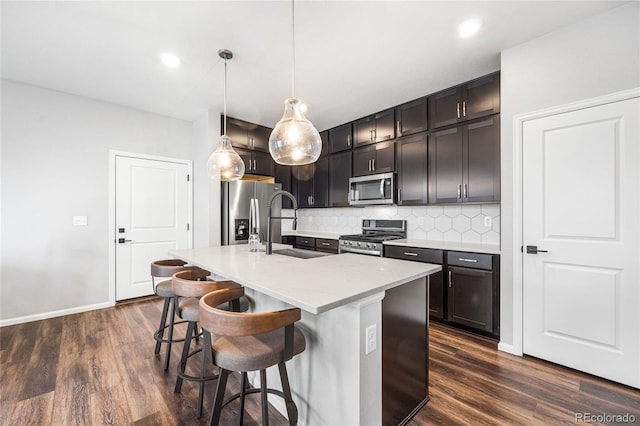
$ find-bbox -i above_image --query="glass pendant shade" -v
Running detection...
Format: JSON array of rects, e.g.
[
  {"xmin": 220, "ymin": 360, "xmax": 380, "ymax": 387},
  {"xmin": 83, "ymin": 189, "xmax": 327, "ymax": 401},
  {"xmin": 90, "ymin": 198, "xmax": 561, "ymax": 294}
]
[
  {"xmin": 207, "ymin": 135, "xmax": 245, "ymax": 181},
  {"xmin": 269, "ymin": 98, "xmax": 322, "ymax": 165}
]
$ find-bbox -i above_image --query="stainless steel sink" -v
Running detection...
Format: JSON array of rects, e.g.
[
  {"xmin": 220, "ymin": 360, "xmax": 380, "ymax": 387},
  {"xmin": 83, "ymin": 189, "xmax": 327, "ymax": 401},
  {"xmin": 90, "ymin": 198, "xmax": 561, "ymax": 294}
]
[{"xmin": 272, "ymin": 248, "xmax": 333, "ymax": 259}]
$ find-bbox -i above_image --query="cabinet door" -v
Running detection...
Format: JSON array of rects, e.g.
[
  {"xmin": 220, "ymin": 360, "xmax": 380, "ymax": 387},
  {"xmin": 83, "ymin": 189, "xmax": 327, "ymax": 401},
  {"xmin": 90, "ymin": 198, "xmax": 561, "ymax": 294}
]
[
  {"xmin": 329, "ymin": 123, "xmax": 352, "ymax": 153},
  {"xmin": 292, "ymin": 164, "xmax": 315, "ymax": 208},
  {"xmin": 235, "ymin": 148, "xmax": 252, "ymax": 174},
  {"xmin": 464, "ymin": 117, "xmax": 500, "ymax": 203},
  {"xmin": 429, "ymin": 270, "xmax": 445, "ymax": 320},
  {"xmin": 428, "ymin": 127, "xmax": 463, "ymax": 204},
  {"xmin": 373, "ymin": 108, "xmax": 395, "ymax": 143},
  {"xmin": 313, "ymin": 156, "xmax": 329, "ymax": 207},
  {"xmin": 429, "ymin": 86, "xmax": 462, "ymax": 129},
  {"xmin": 397, "ymin": 132, "xmax": 428, "ymax": 205},
  {"xmin": 329, "ymin": 151, "xmax": 352, "ymax": 207},
  {"xmin": 463, "ymin": 73, "xmax": 500, "ymax": 121},
  {"xmin": 225, "ymin": 116, "xmax": 251, "ymax": 148},
  {"xmin": 353, "ymin": 116, "xmax": 373, "ymax": 147},
  {"xmin": 396, "ymin": 97, "xmax": 428, "ymax": 137},
  {"xmin": 352, "ymin": 146, "xmax": 373, "ymax": 177},
  {"xmin": 371, "ymin": 141, "xmax": 395, "ymax": 174},
  {"xmin": 320, "ymin": 130, "xmax": 329, "ymax": 156},
  {"xmin": 251, "ymin": 125, "xmax": 271, "ymax": 152},
  {"xmin": 274, "ymin": 164, "xmax": 293, "ymax": 209},
  {"xmin": 252, "ymin": 151, "xmax": 274, "ymax": 176},
  {"xmin": 447, "ymin": 266, "xmax": 494, "ymax": 333}
]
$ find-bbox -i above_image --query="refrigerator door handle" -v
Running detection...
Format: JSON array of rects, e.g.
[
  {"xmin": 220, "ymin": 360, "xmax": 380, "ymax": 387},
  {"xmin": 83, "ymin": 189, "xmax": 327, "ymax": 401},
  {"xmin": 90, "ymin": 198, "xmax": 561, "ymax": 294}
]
[{"xmin": 254, "ymin": 198, "xmax": 260, "ymax": 235}]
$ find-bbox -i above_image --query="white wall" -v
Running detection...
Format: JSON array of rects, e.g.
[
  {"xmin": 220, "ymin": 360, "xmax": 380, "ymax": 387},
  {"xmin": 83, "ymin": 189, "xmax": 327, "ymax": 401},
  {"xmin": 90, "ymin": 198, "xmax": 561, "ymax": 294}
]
[
  {"xmin": 0, "ymin": 80, "xmax": 199, "ymax": 323},
  {"xmin": 499, "ymin": 3, "xmax": 640, "ymax": 349}
]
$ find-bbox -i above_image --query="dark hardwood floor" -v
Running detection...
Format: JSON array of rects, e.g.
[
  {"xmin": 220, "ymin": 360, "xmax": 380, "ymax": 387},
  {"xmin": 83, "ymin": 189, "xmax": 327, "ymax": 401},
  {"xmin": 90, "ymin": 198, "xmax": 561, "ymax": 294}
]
[{"xmin": 1, "ymin": 297, "xmax": 638, "ymax": 425}]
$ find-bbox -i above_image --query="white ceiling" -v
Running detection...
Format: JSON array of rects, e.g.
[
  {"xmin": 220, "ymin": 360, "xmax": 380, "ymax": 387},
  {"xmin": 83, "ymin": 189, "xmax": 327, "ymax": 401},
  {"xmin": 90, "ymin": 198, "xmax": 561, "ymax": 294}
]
[{"xmin": 1, "ymin": 1, "xmax": 627, "ymax": 131}]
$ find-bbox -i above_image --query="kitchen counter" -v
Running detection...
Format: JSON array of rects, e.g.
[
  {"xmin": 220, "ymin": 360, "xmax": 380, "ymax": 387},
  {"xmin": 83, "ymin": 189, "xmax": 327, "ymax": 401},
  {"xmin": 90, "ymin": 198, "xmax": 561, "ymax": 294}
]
[
  {"xmin": 169, "ymin": 244, "xmax": 440, "ymax": 425},
  {"xmin": 384, "ymin": 238, "xmax": 501, "ymax": 255},
  {"xmin": 170, "ymin": 244, "xmax": 438, "ymax": 314},
  {"xmin": 281, "ymin": 230, "xmax": 341, "ymax": 240}
]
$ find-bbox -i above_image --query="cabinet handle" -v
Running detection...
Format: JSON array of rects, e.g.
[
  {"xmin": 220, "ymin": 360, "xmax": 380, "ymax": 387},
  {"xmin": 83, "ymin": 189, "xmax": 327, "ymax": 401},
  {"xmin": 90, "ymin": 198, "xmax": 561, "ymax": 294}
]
[
  {"xmin": 372, "ymin": 159, "xmax": 375, "ymax": 171},
  {"xmin": 463, "ymin": 183, "xmax": 468, "ymax": 199},
  {"xmin": 457, "ymin": 184, "xmax": 462, "ymax": 199},
  {"xmin": 373, "ymin": 128, "xmax": 377, "ymax": 141},
  {"xmin": 458, "ymin": 258, "xmax": 478, "ymax": 263},
  {"xmin": 396, "ymin": 121, "xmax": 401, "ymax": 135},
  {"xmin": 448, "ymin": 270, "xmax": 453, "ymax": 287},
  {"xmin": 321, "ymin": 242, "xmax": 330, "ymax": 246},
  {"xmin": 347, "ymin": 135, "xmax": 351, "ymax": 147},
  {"xmin": 463, "ymin": 101, "xmax": 467, "ymax": 117},
  {"xmin": 457, "ymin": 102, "xmax": 461, "ymax": 119},
  {"xmin": 311, "ymin": 195, "xmax": 314, "ymax": 205},
  {"xmin": 403, "ymin": 252, "xmax": 418, "ymax": 257},
  {"xmin": 253, "ymin": 159, "xmax": 257, "ymax": 171},
  {"xmin": 398, "ymin": 188, "xmax": 402, "ymax": 203}
]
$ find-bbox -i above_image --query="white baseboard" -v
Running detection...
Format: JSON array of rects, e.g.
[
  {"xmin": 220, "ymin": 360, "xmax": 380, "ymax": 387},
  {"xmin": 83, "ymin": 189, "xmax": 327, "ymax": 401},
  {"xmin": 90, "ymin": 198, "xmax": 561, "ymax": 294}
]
[
  {"xmin": 0, "ymin": 301, "xmax": 114, "ymax": 327},
  {"xmin": 498, "ymin": 341, "xmax": 522, "ymax": 356}
]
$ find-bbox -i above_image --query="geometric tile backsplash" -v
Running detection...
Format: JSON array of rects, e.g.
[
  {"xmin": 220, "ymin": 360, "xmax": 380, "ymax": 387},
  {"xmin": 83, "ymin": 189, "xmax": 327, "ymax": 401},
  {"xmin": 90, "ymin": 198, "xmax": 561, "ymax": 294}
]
[{"xmin": 282, "ymin": 203, "xmax": 500, "ymax": 245}]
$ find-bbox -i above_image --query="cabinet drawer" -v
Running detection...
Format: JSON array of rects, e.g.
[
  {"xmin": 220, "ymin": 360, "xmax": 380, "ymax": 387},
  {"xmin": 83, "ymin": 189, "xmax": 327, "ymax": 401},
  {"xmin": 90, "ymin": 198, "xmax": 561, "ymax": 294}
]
[
  {"xmin": 384, "ymin": 245, "xmax": 443, "ymax": 264},
  {"xmin": 447, "ymin": 251, "xmax": 493, "ymax": 270},
  {"xmin": 295, "ymin": 236, "xmax": 315, "ymax": 249},
  {"xmin": 315, "ymin": 238, "xmax": 338, "ymax": 252}
]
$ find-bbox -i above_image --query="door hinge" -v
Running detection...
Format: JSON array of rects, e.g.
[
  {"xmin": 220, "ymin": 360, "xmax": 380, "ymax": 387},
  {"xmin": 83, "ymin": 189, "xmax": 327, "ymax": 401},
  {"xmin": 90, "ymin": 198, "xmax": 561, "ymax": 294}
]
[{"xmin": 187, "ymin": 174, "xmax": 190, "ymax": 182}]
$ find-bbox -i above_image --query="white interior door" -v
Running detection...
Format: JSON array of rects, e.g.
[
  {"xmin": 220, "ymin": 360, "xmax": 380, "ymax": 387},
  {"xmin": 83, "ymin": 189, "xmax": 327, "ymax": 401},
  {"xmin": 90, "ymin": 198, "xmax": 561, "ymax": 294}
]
[
  {"xmin": 115, "ymin": 155, "xmax": 192, "ymax": 301},
  {"xmin": 522, "ymin": 97, "xmax": 639, "ymax": 388}
]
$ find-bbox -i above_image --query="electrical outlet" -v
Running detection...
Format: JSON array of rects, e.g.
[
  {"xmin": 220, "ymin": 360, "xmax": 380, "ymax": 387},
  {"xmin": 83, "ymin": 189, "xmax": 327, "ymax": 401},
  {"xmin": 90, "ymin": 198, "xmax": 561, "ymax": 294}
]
[
  {"xmin": 484, "ymin": 216, "xmax": 492, "ymax": 228},
  {"xmin": 365, "ymin": 324, "xmax": 377, "ymax": 354}
]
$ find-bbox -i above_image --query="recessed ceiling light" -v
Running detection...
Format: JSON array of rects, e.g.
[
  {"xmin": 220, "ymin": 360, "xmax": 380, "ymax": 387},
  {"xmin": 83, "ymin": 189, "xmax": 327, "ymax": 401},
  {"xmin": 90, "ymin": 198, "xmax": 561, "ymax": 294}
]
[
  {"xmin": 160, "ymin": 52, "xmax": 181, "ymax": 68},
  {"xmin": 457, "ymin": 18, "xmax": 482, "ymax": 38}
]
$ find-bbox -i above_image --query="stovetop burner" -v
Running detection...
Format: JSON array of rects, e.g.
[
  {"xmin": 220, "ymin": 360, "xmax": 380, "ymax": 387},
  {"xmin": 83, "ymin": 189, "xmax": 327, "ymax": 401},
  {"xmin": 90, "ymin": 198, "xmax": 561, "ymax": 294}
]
[
  {"xmin": 339, "ymin": 233, "xmax": 404, "ymax": 243},
  {"xmin": 339, "ymin": 219, "xmax": 407, "ymax": 256}
]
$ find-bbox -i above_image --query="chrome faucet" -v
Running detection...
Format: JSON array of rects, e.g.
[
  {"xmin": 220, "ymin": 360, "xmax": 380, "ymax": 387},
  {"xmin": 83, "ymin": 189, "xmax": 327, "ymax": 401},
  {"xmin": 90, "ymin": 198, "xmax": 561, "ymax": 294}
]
[{"xmin": 266, "ymin": 190, "xmax": 298, "ymax": 255}]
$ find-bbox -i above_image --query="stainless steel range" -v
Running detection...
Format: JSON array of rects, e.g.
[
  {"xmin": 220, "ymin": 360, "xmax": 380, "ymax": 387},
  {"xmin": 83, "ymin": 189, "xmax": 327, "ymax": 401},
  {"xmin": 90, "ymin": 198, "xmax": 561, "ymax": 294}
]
[{"xmin": 339, "ymin": 219, "xmax": 407, "ymax": 256}]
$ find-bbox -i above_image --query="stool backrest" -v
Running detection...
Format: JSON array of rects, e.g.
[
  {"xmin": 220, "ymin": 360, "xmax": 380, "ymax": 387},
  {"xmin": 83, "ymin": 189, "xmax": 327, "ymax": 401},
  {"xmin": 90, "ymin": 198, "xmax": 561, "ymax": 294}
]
[
  {"xmin": 150, "ymin": 259, "xmax": 189, "ymax": 278},
  {"xmin": 172, "ymin": 269, "xmax": 238, "ymax": 298},
  {"xmin": 199, "ymin": 288, "xmax": 301, "ymax": 338}
]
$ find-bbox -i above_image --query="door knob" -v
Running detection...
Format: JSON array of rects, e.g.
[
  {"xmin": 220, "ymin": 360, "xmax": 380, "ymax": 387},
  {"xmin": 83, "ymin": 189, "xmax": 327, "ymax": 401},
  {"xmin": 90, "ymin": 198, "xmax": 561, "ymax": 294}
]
[
  {"xmin": 118, "ymin": 238, "xmax": 133, "ymax": 244},
  {"xmin": 526, "ymin": 245, "xmax": 548, "ymax": 254}
]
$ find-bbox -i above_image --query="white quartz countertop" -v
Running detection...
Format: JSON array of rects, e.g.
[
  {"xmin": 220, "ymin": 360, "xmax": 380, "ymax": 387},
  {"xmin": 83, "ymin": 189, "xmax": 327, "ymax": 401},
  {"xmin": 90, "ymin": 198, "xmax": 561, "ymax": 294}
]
[
  {"xmin": 282, "ymin": 231, "xmax": 341, "ymax": 240},
  {"xmin": 169, "ymin": 244, "xmax": 440, "ymax": 315},
  {"xmin": 383, "ymin": 239, "xmax": 501, "ymax": 255}
]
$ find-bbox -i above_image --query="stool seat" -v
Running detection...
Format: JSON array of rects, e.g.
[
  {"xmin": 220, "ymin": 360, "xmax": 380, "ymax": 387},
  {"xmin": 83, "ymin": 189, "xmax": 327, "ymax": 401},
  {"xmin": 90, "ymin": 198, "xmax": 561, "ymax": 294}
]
[
  {"xmin": 212, "ymin": 326, "xmax": 306, "ymax": 372},
  {"xmin": 155, "ymin": 280, "xmax": 176, "ymax": 298}
]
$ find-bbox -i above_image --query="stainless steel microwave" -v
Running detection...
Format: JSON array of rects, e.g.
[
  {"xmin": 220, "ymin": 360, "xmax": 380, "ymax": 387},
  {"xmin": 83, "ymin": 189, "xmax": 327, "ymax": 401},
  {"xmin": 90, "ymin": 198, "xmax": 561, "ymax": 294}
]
[{"xmin": 348, "ymin": 173, "xmax": 395, "ymax": 206}]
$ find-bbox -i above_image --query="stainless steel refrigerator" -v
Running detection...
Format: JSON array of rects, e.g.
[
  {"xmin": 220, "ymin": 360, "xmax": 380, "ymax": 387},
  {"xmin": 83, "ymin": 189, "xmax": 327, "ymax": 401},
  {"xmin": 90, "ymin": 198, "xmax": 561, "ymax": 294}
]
[{"xmin": 222, "ymin": 181, "xmax": 282, "ymax": 245}]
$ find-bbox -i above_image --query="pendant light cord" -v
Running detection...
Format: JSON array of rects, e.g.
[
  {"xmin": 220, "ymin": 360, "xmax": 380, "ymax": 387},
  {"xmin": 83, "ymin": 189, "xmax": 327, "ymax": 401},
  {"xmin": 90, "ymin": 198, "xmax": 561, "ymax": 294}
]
[
  {"xmin": 223, "ymin": 57, "xmax": 228, "ymax": 135},
  {"xmin": 291, "ymin": 0, "xmax": 295, "ymax": 99}
]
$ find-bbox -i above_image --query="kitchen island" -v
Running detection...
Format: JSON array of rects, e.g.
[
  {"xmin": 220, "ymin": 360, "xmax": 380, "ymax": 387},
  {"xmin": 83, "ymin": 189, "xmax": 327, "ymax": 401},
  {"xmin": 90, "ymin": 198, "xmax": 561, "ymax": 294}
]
[{"xmin": 170, "ymin": 244, "xmax": 441, "ymax": 426}]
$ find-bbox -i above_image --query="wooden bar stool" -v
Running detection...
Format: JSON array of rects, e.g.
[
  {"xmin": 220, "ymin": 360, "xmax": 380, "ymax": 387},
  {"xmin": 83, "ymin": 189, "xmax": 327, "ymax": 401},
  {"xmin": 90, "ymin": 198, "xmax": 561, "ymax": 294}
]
[
  {"xmin": 199, "ymin": 287, "xmax": 306, "ymax": 426},
  {"xmin": 150, "ymin": 259, "xmax": 194, "ymax": 371},
  {"xmin": 171, "ymin": 269, "xmax": 248, "ymax": 418}
]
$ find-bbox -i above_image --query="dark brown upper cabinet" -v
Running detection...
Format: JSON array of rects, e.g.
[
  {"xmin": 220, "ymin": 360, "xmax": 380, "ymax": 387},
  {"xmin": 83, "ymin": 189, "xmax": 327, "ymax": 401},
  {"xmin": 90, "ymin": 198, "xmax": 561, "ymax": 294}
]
[
  {"xmin": 428, "ymin": 116, "xmax": 500, "ymax": 204},
  {"xmin": 395, "ymin": 97, "xmax": 428, "ymax": 137},
  {"xmin": 353, "ymin": 141, "xmax": 395, "ymax": 177},
  {"xmin": 274, "ymin": 164, "xmax": 293, "ymax": 209},
  {"xmin": 329, "ymin": 123, "xmax": 353, "ymax": 153},
  {"xmin": 224, "ymin": 116, "xmax": 272, "ymax": 152},
  {"xmin": 320, "ymin": 130, "xmax": 330, "ymax": 156},
  {"xmin": 292, "ymin": 157, "xmax": 329, "ymax": 208},
  {"xmin": 396, "ymin": 132, "xmax": 428, "ymax": 205},
  {"xmin": 429, "ymin": 72, "xmax": 500, "ymax": 130},
  {"xmin": 353, "ymin": 108, "xmax": 395, "ymax": 147},
  {"xmin": 328, "ymin": 151, "xmax": 352, "ymax": 207},
  {"xmin": 236, "ymin": 148, "xmax": 274, "ymax": 177}
]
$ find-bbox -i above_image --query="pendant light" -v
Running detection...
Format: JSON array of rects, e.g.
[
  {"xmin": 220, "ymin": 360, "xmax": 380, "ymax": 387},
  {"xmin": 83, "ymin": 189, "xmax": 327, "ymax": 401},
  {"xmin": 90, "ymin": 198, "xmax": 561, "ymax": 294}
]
[
  {"xmin": 268, "ymin": 0, "xmax": 322, "ymax": 166},
  {"xmin": 207, "ymin": 49, "xmax": 245, "ymax": 181}
]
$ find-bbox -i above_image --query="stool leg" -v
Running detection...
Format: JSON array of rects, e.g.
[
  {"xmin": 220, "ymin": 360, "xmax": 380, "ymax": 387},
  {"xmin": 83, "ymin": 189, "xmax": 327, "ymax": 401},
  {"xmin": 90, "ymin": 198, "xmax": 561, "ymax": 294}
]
[
  {"xmin": 197, "ymin": 328, "xmax": 207, "ymax": 419},
  {"xmin": 260, "ymin": 369, "xmax": 269, "ymax": 426},
  {"xmin": 278, "ymin": 362, "xmax": 298, "ymax": 426},
  {"xmin": 209, "ymin": 368, "xmax": 229, "ymax": 426},
  {"xmin": 164, "ymin": 296, "xmax": 178, "ymax": 371},
  {"xmin": 237, "ymin": 372, "xmax": 247, "ymax": 426},
  {"xmin": 155, "ymin": 296, "xmax": 171, "ymax": 355},
  {"xmin": 175, "ymin": 320, "xmax": 195, "ymax": 393}
]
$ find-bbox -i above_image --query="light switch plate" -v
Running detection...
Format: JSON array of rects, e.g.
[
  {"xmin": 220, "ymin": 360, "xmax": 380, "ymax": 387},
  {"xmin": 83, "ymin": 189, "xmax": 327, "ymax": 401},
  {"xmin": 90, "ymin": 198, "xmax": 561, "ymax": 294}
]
[
  {"xmin": 73, "ymin": 216, "xmax": 88, "ymax": 226},
  {"xmin": 365, "ymin": 324, "xmax": 377, "ymax": 354},
  {"xmin": 484, "ymin": 216, "xmax": 492, "ymax": 227}
]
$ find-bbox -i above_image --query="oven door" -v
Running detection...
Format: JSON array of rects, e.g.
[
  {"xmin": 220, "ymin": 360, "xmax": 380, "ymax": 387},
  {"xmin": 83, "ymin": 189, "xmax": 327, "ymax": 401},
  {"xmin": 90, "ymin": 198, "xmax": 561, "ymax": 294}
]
[{"xmin": 348, "ymin": 173, "xmax": 395, "ymax": 206}]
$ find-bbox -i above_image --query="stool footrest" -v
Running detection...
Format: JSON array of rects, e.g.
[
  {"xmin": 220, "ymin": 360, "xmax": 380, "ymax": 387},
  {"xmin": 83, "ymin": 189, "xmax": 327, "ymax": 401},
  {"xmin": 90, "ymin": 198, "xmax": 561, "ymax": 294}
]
[
  {"xmin": 153, "ymin": 319, "xmax": 192, "ymax": 344},
  {"xmin": 176, "ymin": 347, "xmax": 219, "ymax": 383},
  {"xmin": 222, "ymin": 387, "xmax": 286, "ymax": 408}
]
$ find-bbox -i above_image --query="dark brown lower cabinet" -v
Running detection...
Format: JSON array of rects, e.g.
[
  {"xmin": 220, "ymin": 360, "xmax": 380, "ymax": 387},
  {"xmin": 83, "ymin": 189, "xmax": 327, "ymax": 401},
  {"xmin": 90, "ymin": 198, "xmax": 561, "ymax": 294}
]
[{"xmin": 446, "ymin": 251, "xmax": 500, "ymax": 337}]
